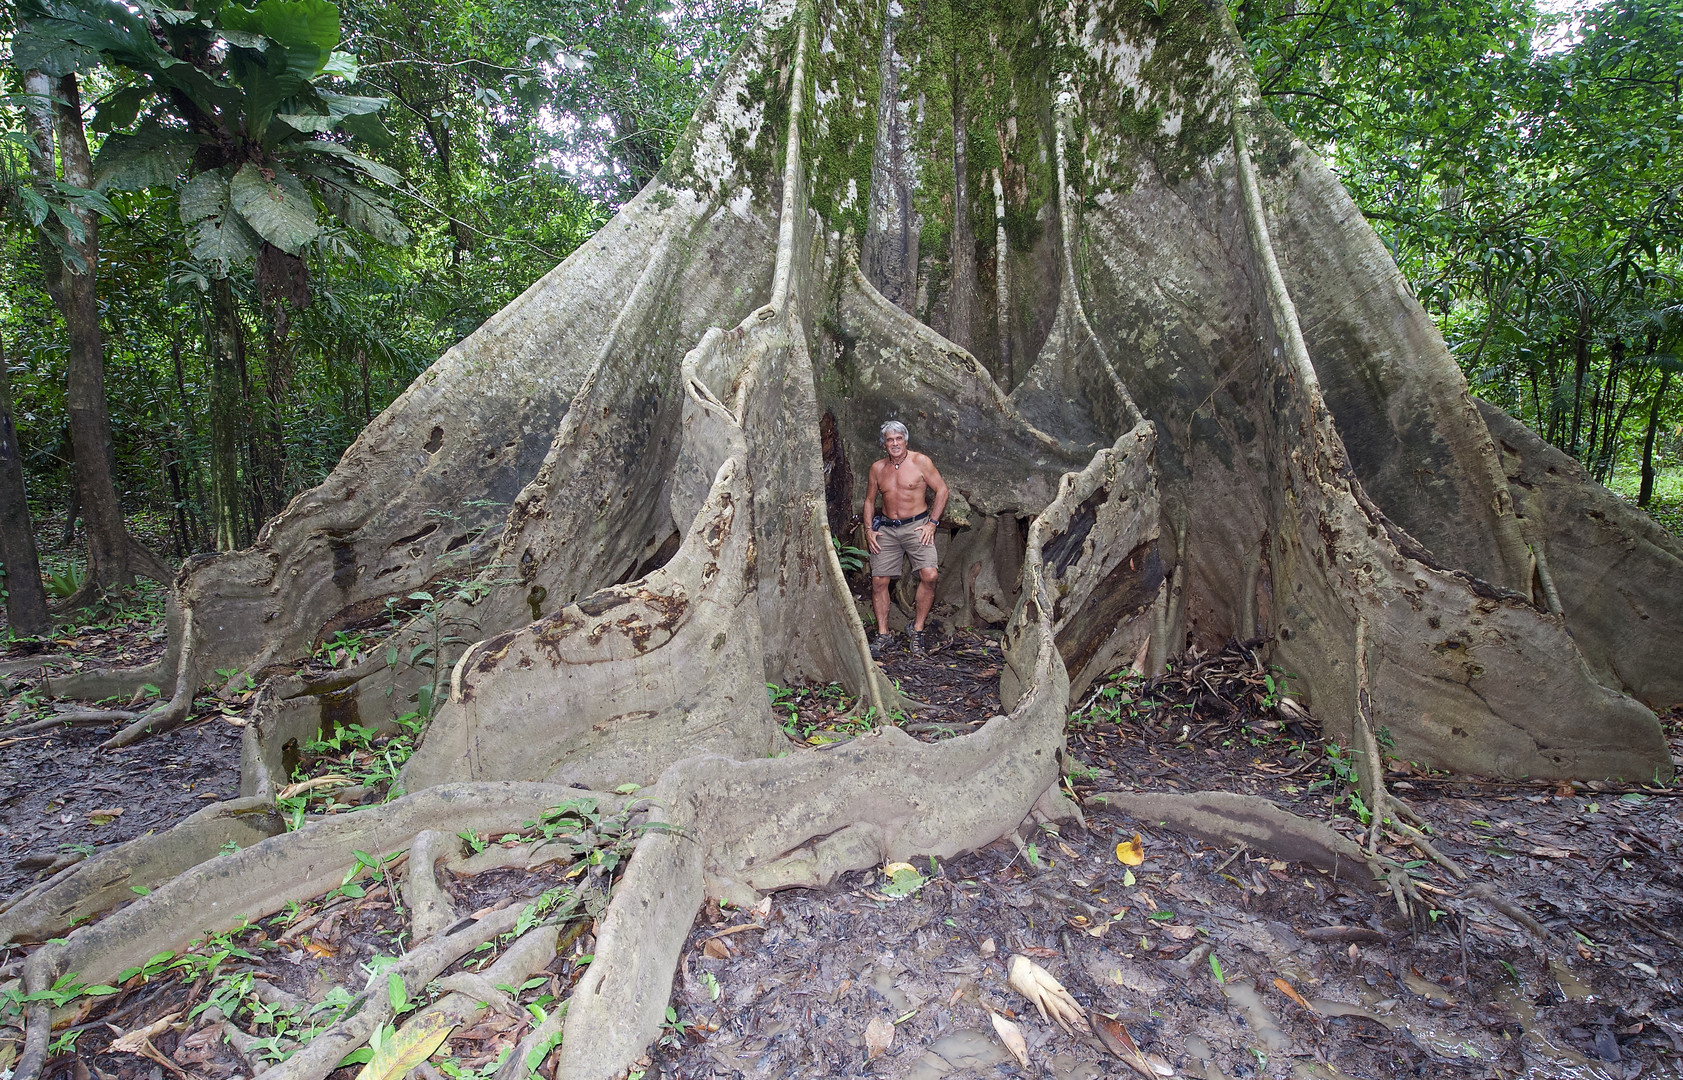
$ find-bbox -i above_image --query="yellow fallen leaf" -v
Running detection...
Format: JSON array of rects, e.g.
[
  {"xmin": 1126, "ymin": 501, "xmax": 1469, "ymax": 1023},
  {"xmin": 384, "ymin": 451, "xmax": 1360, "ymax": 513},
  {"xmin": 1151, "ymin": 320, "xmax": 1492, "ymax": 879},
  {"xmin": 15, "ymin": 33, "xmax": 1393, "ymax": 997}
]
[
  {"xmin": 355, "ymin": 1010, "xmax": 455, "ymax": 1080},
  {"xmin": 305, "ymin": 941, "xmax": 337, "ymax": 959},
  {"xmin": 1273, "ymin": 977, "xmax": 1313, "ymax": 1012},
  {"xmin": 989, "ymin": 1011, "xmax": 1029, "ymax": 1068},
  {"xmin": 1116, "ymin": 834, "xmax": 1144, "ymax": 866},
  {"xmin": 883, "ymin": 861, "xmax": 917, "ymax": 877}
]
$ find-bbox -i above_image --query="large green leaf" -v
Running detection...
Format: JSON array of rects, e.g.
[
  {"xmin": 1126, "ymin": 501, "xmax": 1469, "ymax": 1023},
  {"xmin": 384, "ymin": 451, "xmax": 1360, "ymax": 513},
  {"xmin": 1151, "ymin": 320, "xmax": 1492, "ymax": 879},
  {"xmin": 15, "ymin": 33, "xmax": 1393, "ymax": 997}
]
[
  {"xmin": 191, "ymin": 209, "xmax": 263, "ymax": 274},
  {"xmin": 221, "ymin": 0, "xmax": 341, "ymax": 81},
  {"xmin": 229, "ymin": 161, "xmax": 319, "ymax": 254},
  {"xmin": 276, "ymin": 92, "xmax": 387, "ymax": 134},
  {"xmin": 297, "ymin": 140, "xmax": 401, "ymax": 187},
  {"xmin": 178, "ymin": 170, "xmax": 231, "ymax": 226},
  {"xmin": 93, "ymin": 128, "xmax": 202, "ymax": 191},
  {"xmin": 90, "ymin": 84, "xmax": 154, "ymax": 133},
  {"xmin": 301, "ymin": 167, "xmax": 411, "ymax": 246},
  {"xmin": 178, "ymin": 171, "xmax": 261, "ymax": 274}
]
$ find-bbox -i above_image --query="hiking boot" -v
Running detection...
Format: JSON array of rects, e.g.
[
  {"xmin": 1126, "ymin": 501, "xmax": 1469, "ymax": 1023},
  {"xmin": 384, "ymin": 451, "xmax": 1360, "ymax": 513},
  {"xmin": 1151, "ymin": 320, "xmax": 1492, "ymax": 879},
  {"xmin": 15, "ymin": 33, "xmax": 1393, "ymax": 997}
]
[
  {"xmin": 870, "ymin": 631, "xmax": 895, "ymax": 659},
  {"xmin": 904, "ymin": 629, "xmax": 924, "ymax": 654}
]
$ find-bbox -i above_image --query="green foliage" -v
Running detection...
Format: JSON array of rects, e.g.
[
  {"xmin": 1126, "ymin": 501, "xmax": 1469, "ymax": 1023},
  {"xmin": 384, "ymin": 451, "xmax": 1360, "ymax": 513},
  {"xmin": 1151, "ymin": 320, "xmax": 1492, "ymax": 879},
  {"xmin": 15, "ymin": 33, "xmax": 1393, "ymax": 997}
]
[
  {"xmin": 0, "ymin": 0, "xmax": 752, "ymax": 555},
  {"xmin": 832, "ymin": 535, "xmax": 869, "ymax": 573},
  {"xmin": 1236, "ymin": 0, "xmax": 1683, "ymax": 512}
]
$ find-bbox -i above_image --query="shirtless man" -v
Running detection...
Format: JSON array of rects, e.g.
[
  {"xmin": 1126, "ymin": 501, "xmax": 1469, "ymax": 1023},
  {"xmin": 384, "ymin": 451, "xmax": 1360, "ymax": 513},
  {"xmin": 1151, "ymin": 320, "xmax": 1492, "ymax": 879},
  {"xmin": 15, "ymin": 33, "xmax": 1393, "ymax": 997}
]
[{"xmin": 862, "ymin": 420, "xmax": 949, "ymax": 655}]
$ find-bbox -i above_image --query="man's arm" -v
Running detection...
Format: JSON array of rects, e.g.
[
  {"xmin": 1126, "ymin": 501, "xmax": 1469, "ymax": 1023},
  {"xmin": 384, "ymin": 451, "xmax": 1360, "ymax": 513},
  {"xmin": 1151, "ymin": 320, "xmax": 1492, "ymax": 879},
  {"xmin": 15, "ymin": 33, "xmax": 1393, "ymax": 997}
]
[
  {"xmin": 862, "ymin": 463, "xmax": 882, "ymax": 554},
  {"xmin": 917, "ymin": 455, "xmax": 948, "ymax": 546}
]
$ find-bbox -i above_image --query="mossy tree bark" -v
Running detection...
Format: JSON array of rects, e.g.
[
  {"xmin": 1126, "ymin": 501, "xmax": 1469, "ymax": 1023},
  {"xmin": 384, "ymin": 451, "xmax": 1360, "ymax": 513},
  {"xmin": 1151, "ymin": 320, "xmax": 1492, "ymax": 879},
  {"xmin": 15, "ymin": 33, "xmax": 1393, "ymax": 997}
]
[{"xmin": 23, "ymin": 1, "xmax": 1681, "ymax": 1077}]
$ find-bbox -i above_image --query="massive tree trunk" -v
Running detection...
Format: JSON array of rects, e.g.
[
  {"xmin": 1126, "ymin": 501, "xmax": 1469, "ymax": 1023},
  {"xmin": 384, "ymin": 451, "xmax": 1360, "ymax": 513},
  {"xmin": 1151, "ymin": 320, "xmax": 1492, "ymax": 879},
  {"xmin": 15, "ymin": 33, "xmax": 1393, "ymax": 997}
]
[{"xmin": 23, "ymin": 1, "xmax": 1681, "ymax": 1077}]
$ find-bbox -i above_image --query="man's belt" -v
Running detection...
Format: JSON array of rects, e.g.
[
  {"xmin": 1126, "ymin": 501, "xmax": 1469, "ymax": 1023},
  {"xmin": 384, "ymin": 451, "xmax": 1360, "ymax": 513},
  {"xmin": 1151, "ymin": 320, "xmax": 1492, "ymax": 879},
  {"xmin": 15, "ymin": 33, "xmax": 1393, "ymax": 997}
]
[{"xmin": 874, "ymin": 510, "xmax": 929, "ymax": 528}]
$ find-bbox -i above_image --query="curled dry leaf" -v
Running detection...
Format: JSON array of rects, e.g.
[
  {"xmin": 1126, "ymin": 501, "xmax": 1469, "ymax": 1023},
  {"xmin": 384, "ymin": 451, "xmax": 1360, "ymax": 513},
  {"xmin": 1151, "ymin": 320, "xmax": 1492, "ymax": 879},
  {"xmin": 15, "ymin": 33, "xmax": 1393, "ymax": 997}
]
[
  {"xmin": 990, "ymin": 1011, "xmax": 1030, "ymax": 1068},
  {"xmin": 1007, "ymin": 954, "xmax": 1092, "ymax": 1035},
  {"xmin": 109, "ymin": 1012, "xmax": 183, "ymax": 1055},
  {"xmin": 979, "ymin": 937, "xmax": 997, "ymax": 958},
  {"xmin": 1091, "ymin": 1011, "xmax": 1160, "ymax": 1078},
  {"xmin": 1273, "ymin": 977, "xmax": 1313, "ymax": 1012},
  {"xmin": 864, "ymin": 1015, "xmax": 895, "ymax": 1060},
  {"xmin": 1116, "ymin": 834, "xmax": 1145, "ymax": 866}
]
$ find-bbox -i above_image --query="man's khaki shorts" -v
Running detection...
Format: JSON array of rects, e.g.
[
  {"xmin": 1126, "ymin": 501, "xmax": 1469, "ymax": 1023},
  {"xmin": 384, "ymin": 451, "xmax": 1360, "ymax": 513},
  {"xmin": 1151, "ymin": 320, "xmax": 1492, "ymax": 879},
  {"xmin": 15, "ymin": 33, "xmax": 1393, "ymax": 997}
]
[{"xmin": 870, "ymin": 521, "xmax": 938, "ymax": 578}]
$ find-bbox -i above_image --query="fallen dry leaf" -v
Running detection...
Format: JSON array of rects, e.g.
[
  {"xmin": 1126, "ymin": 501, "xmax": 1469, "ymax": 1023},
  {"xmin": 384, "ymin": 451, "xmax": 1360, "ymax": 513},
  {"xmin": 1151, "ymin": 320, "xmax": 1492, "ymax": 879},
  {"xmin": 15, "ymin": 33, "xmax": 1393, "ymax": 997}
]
[
  {"xmin": 702, "ymin": 938, "xmax": 730, "ymax": 959},
  {"xmin": 1007, "ymin": 954, "xmax": 1092, "ymax": 1035},
  {"xmin": 1530, "ymin": 846, "xmax": 1576, "ymax": 859},
  {"xmin": 1091, "ymin": 1013, "xmax": 1159, "ymax": 1078},
  {"xmin": 864, "ymin": 1015, "xmax": 894, "ymax": 1060},
  {"xmin": 1163, "ymin": 924, "xmax": 1196, "ymax": 941},
  {"xmin": 109, "ymin": 1012, "xmax": 182, "ymax": 1054},
  {"xmin": 1058, "ymin": 841, "xmax": 1079, "ymax": 859},
  {"xmin": 990, "ymin": 1011, "xmax": 1030, "ymax": 1068},
  {"xmin": 1273, "ymin": 977, "xmax": 1313, "ymax": 1012},
  {"xmin": 979, "ymin": 937, "xmax": 997, "ymax": 958},
  {"xmin": 305, "ymin": 941, "xmax": 337, "ymax": 959},
  {"xmin": 1116, "ymin": 834, "xmax": 1145, "ymax": 866},
  {"xmin": 87, "ymin": 806, "xmax": 124, "ymax": 822},
  {"xmin": 355, "ymin": 1010, "xmax": 456, "ymax": 1080}
]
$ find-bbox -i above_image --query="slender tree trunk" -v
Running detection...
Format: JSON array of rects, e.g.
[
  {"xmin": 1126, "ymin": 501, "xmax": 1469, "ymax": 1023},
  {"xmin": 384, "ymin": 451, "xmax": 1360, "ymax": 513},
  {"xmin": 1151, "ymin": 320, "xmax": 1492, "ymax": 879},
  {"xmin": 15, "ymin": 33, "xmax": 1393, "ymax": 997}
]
[
  {"xmin": 0, "ymin": 336, "xmax": 51, "ymax": 636},
  {"xmin": 1594, "ymin": 338, "xmax": 1625, "ymax": 481},
  {"xmin": 1526, "ymin": 356, "xmax": 1543, "ymax": 433},
  {"xmin": 1544, "ymin": 335, "xmax": 1563, "ymax": 445},
  {"xmin": 207, "ymin": 278, "xmax": 246, "ymax": 552},
  {"xmin": 21, "ymin": 71, "xmax": 169, "ymax": 599},
  {"xmin": 1639, "ymin": 369, "xmax": 1672, "ymax": 508},
  {"xmin": 947, "ymin": 59, "xmax": 977, "ymax": 351},
  {"xmin": 1598, "ymin": 368, "xmax": 1640, "ymax": 485},
  {"xmin": 992, "ymin": 166, "xmax": 1013, "ymax": 389},
  {"xmin": 170, "ymin": 339, "xmax": 203, "ymax": 549},
  {"xmin": 1569, "ymin": 316, "xmax": 1591, "ymax": 456},
  {"xmin": 357, "ymin": 346, "xmax": 373, "ymax": 424}
]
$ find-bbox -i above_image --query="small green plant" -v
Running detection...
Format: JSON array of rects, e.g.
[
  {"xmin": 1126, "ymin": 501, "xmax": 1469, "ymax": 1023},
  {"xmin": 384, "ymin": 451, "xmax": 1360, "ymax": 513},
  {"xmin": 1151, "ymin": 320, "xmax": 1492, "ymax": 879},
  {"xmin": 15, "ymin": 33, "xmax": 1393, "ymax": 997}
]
[
  {"xmin": 314, "ymin": 630, "xmax": 367, "ymax": 668},
  {"xmin": 660, "ymin": 1005, "xmax": 691, "ymax": 1047},
  {"xmin": 43, "ymin": 563, "xmax": 86, "ymax": 599},
  {"xmin": 832, "ymin": 536, "xmax": 869, "ymax": 573},
  {"xmin": 1258, "ymin": 667, "xmax": 1298, "ymax": 709},
  {"xmin": 1309, "ymin": 743, "xmax": 1359, "ymax": 793}
]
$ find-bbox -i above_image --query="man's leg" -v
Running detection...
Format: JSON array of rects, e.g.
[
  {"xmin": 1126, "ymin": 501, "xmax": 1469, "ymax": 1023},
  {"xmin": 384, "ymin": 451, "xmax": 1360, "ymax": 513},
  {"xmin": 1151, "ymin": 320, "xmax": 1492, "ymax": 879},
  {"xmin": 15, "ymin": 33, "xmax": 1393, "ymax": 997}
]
[
  {"xmin": 913, "ymin": 566, "xmax": 937, "ymax": 632},
  {"xmin": 873, "ymin": 576, "xmax": 893, "ymax": 634}
]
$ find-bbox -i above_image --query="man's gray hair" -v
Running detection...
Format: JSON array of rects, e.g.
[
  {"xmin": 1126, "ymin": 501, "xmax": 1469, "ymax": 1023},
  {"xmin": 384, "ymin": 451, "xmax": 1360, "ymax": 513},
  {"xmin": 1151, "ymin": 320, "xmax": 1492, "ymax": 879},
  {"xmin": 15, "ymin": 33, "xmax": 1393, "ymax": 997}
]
[{"xmin": 880, "ymin": 420, "xmax": 909, "ymax": 443}]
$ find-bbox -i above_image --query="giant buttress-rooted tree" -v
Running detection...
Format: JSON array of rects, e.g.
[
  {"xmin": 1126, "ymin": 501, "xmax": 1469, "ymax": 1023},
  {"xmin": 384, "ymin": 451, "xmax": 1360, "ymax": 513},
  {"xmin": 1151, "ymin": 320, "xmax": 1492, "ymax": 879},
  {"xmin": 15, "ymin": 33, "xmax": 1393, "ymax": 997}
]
[{"xmin": 10, "ymin": 1, "xmax": 1679, "ymax": 1077}]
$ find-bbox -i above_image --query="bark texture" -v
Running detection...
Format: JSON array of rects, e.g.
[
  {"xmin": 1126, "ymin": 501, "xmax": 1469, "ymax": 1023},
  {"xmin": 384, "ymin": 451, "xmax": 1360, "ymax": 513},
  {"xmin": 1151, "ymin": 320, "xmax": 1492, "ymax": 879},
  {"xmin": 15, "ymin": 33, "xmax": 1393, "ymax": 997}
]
[{"xmin": 26, "ymin": 1, "xmax": 1681, "ymax": 1078}]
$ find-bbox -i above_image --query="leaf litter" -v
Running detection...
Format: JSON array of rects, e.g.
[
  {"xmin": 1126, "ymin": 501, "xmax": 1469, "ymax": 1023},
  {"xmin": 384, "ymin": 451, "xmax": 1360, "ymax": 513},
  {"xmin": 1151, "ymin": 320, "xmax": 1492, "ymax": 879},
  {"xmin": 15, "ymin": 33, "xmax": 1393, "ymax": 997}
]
[{"xmin": 2, "ymin": 620, "xmax": 1681, "ymax": 1080}]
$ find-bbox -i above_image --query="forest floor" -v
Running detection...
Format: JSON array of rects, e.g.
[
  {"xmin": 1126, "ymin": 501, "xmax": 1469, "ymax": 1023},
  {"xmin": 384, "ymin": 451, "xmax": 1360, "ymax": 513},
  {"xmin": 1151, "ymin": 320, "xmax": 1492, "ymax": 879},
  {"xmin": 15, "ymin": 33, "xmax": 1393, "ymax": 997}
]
[{"xmin": 1, "ymin": 551, "xmax": 1682, "ymax": 1079}]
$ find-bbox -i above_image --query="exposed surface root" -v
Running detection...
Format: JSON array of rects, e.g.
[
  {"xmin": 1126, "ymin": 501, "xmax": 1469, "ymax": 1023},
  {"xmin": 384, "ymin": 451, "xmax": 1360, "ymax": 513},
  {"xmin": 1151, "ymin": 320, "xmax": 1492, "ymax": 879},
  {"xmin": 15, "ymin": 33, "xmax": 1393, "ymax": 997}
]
[
  {"xmin": 1086, "ymin": 790, "xmax": 1389, "ymax": 891},
  {"xmin": 404, "ymin": 829, "xmax": 462, "ymax": 943},
  {"xmin": 0, "ymin": 796, "xmax": 282, "ymax": 945},
  {"xmin": 249, "ymin": 897, "xmax": 531, "ymax": 1080}
]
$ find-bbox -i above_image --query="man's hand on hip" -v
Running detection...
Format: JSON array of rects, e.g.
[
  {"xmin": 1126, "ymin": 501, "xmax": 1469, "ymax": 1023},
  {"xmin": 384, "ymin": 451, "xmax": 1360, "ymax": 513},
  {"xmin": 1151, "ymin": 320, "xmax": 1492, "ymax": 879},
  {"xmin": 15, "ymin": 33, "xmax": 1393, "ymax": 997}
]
[
  {"xmin": 916, "ymin": 521, "xmax": 938, "ymax": 546},
  {"xmin": 866, "ymin": 528, "xmax": 881, "ymax": 554}
]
